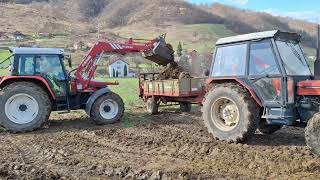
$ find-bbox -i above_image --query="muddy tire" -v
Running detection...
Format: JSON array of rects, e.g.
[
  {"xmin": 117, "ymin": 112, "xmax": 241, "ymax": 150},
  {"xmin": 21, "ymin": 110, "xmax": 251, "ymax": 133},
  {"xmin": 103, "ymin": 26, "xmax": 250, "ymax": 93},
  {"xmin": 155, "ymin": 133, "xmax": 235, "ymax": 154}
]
[
  {"xmin": 305, "ymin": 113, "xmax": 320, "ymax": 156},
  {"xmin": 0, "ymin": 82, "xmax": 52, "ymax": 133},
  {"xmin": 147, "ymin": 97, "xmax": 159, "ymax": 115},
  {"xmin": 90, "ymin": 92, "xmax": 124, "ymax": 125},
  {"xmin": 202, "ymin": 83, "xmax": 260, "ymax": 143},
  {"xmin": 257, "ymin": 122, "xmax": 283, "ymax": 134},
  {"xmin": 180, "ymin": 102, "xmax": 191, "ymax": 112}
]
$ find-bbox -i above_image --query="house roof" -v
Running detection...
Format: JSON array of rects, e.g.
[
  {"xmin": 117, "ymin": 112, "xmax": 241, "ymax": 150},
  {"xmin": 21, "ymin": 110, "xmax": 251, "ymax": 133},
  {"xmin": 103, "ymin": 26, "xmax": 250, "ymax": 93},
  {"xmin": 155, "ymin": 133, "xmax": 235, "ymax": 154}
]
[
  {"xmin": 9, "ymin": 47, "xmax": 64, "ymax": 55},
  {"xmin": 216, "ymin": 30, "xmax": 301, "ymax": 45},
  {"xmin": 108, "ymin": 59, "xmax": 129, "ymax": 66},
  {"xmin": 13, "ymin": 31, "xmax": 25, "ymax": 36}
]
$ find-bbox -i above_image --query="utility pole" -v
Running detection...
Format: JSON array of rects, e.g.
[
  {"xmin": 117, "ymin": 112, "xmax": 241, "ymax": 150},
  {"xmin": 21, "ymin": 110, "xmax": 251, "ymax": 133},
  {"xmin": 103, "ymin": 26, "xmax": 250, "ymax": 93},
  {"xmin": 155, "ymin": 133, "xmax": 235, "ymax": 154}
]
[{"xmin": 314, "ymin": 24, "xmax": 320, "ymax": 79}]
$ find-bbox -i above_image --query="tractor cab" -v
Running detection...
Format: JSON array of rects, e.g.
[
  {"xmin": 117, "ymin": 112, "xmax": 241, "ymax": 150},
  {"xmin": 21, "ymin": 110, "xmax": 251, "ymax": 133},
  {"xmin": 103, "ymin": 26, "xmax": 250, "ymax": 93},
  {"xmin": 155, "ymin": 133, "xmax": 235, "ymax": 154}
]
[
  {"xmin": 8, "ymin": 47, "xmax": 70, "ymax": 97},
  {"xmin": 211, "ymin": 30, "xmax": 313, "ymax": 126},
  {"xmin": 202, "ymin": 28, "xmax": 320, "ymax": 155}
]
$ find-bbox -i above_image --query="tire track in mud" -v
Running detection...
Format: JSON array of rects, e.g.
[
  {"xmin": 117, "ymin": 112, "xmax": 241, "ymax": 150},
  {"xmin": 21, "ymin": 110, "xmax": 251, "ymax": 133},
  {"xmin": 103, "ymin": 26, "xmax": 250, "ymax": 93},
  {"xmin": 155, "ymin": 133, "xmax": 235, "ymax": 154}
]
[{"xmin": 1, "ymin": 111, "xmax": 320, "ymax": 179}]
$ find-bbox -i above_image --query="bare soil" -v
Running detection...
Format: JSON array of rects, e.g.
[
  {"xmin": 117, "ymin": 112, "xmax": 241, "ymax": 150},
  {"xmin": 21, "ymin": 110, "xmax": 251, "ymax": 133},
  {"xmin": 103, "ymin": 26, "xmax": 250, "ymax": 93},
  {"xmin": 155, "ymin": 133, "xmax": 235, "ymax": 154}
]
[{"xmin": 1, "ymin": 107, "xmax": 320, "ymax": 179}]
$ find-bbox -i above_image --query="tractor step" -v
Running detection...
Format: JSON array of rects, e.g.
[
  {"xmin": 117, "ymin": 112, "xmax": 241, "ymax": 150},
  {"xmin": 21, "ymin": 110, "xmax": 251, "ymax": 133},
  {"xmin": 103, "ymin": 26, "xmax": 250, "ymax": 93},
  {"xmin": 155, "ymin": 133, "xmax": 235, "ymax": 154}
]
[
  {"xmin": 58, "ymin": 110, "xmax": 71, "ymax": 114},
  {"xmin": 56, "ymin": 96, "xmax": 71, "ymax": 112},
  {"xmin": 262, "ymin": 106, "xmax": 296, "ymax": 125}
]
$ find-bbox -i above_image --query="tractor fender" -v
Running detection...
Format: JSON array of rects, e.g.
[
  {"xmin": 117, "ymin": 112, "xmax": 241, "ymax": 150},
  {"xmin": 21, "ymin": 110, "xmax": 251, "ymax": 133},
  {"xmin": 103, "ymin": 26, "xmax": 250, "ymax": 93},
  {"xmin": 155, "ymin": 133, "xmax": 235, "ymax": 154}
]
[
  {"xmin": 206, "ymin": 77, "xmax": 262, "ymax": 107},
  {"xmin": 0, "ymin": 76, "xmax": 56, "ymax": 100},
  {"xmin": 85, "ymin": 87, "xmax": 111, "ymax": 115}
]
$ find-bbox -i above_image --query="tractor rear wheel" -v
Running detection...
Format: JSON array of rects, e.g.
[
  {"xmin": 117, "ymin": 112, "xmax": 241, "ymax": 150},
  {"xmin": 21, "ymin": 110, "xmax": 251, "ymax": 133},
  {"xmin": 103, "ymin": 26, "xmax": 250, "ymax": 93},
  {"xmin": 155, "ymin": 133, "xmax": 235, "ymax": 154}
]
[
  {"xmin": 90, "ymin": 92, "xmax": 124, "ymax": 125},
  {"xmin": 0, "ymin": 82, "xmax": 52, "ymax": 133},
  {"xmin": 202, "ymin": 83, "xmax": 260, "ymax": 143},
  {"xmin": 147, "ymin": 97, "xmax": 159, "ymax": 114},
  {"xmin": 305, "ymin": 113, "xmax": 320, "ymax": 156},
  {"xmin": 180, "ymin": 102, "xmax": 192, "ymax": 112}
]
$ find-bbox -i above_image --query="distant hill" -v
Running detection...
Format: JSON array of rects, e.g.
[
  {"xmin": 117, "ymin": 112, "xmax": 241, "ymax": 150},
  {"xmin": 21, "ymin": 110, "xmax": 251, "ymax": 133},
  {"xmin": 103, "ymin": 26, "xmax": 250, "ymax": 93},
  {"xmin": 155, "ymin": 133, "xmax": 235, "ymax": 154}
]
[
  {"xmin": 206, "ymin": 3, "xmax": 317, "ymax": 48},
  {"xmin": 0, "ymin": 0, "xmax": 318, "ymax": 52}
]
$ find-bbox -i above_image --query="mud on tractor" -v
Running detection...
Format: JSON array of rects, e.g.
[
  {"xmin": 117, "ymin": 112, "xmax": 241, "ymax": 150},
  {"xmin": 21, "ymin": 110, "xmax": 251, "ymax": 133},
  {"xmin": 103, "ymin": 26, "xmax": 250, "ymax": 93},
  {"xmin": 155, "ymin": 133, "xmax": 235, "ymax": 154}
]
[
  {"xmin": 0, "ymin": 35, "xmax": 174, "ymax": 132},
  {"xmin": 202, "ymin": 26, "xmax": 320, "ymax": 155}
]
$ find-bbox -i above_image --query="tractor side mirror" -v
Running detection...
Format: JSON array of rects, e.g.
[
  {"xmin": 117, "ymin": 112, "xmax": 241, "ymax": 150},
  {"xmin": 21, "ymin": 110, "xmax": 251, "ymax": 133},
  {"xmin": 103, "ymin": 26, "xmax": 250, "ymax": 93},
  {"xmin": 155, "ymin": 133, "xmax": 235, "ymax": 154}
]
[
  {"xmin": 204, "ymin": 69, "xmax": 210, "ymax": 76},
  {"xmin": 65, "ymin": 55, "xmax": 72, "ymax": 68}
]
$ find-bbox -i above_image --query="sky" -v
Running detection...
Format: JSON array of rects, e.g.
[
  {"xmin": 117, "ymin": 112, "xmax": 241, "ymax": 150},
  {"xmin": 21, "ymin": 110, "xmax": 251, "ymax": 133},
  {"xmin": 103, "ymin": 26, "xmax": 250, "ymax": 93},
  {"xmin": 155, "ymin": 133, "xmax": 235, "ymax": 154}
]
[{"xmin": 187, "ymin": 0, "xmax": 320, "ymax": 23}]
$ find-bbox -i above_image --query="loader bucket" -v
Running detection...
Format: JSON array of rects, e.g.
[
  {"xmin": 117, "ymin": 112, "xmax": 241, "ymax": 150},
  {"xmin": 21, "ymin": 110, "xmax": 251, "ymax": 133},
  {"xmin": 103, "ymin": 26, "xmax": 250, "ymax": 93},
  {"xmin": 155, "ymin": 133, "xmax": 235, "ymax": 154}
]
[{"xmin": 142, "ymin": 37, "xmax": 175, "ymax": 66}]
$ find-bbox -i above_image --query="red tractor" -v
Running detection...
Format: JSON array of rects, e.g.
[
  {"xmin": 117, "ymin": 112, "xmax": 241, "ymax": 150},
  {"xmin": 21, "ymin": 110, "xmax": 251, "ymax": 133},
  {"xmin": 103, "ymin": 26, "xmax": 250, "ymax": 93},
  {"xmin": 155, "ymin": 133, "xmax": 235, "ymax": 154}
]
[
  {"xmin": 0, "ymin": 35, "xmax": 174, "ymax": 132},
  {"xmin": 201, "ymin": 26, "xmax": 320, "ymax": 155}
]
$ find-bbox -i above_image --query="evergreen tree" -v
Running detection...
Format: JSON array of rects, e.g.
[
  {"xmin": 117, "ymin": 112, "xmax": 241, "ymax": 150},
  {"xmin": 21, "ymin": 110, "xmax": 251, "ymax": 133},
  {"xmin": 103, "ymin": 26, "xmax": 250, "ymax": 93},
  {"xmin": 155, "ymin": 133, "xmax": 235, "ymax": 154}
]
[
  {"xmin": 177, "ymin": 42, "xmax": 183, "ymax": 57},
  {"xmin": 124, "ymin": 64, "xmax": 128, "ymax": 77},
  {"xmin": 116, "ymin": 71, "xmax": 119, "ymax": 77}
]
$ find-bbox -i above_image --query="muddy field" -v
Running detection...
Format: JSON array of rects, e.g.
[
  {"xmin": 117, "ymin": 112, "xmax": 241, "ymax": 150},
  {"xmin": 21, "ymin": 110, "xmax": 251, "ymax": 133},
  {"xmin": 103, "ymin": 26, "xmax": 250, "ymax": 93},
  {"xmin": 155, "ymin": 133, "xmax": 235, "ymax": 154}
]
[{"xmin": 1, "ymin": 107, "xmax": 320, "ymax": 180}]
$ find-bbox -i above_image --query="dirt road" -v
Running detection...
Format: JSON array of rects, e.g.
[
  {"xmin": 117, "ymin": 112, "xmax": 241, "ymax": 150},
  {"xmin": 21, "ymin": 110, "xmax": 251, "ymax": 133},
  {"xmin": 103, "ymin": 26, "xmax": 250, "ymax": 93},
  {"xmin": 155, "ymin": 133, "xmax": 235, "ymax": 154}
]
[{"xmin": 1, "ymin": 107, "xmax": 320, "ymax": 179}]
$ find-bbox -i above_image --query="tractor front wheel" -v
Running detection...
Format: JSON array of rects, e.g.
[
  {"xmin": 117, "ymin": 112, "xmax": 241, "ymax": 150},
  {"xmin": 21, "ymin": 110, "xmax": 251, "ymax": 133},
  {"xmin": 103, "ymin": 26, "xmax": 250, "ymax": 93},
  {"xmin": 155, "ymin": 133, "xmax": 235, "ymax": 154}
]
[
  {"xmin": 0, "ymin": 82, "xmax": 52, "ymax": 133},
  {"xmin": 202, "ymin": 83, "xmax": 260, "ymax": 143},
  {"xmin": 305, "ymin": 113, "xmax": 320, "ymax": 156},
  {"xmin": 90, "ymin": 92, "xmax": 124, "ymax": 125}
]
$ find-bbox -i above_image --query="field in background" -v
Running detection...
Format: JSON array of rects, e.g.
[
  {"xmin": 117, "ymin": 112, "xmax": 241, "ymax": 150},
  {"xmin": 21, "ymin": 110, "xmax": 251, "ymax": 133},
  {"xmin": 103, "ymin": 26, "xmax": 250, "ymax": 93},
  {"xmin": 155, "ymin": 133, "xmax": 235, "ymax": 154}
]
[
  {"xmin": 0, "ymin": 50, "xmax": 11, "ymax": 76},
  {"xmin": 95, "ymin": 77, "xmax": 142, "ymax": 109},
  {"xmin": 115, "ymin": 23, "xmax": 235, "ymax": 53}
]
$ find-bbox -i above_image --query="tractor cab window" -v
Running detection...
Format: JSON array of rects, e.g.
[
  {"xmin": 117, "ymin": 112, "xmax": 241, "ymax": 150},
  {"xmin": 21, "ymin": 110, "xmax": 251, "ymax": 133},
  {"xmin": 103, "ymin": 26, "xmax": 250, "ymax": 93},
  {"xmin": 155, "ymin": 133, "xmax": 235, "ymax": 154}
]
[
  {"xmin": 35, "ymin": 55, "xmax": 65, "ymax": 80},
  {"xmin": 18, "ymin": 55, "xmax": 35, "ymax": 75},
  {"xmin": 276, "ymin": 40, "xmax": 311, "ymax": 76},
  {"xmin": 17, "ymin": 54, "xmax": 65, "ymax": 80},
  {"xmin": 212, "ymin": 44, "xmax": 247, "ymax": 77},
  {"xmin": 249, "ymin": 41, "xmax": 280, "ymax": 76}
]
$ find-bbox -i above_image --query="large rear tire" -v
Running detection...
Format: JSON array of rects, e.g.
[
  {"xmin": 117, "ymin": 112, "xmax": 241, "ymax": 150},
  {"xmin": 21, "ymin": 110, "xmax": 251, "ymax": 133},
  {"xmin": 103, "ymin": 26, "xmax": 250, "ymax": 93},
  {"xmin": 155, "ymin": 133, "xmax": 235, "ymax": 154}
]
[
  {"xmin": 0, "ymin": 82, "xmax": 52, "ymax": 133},
  {"xmin": 202, "ymin": 83, "xmax": 260, "ymax": 143},
  {"xmin": 90, "ymin": 92, "xmax": 124, "ymax": 125},
  {"xmin": 305, "ymin": 113, "xmax": 320, "ymax": 156}
]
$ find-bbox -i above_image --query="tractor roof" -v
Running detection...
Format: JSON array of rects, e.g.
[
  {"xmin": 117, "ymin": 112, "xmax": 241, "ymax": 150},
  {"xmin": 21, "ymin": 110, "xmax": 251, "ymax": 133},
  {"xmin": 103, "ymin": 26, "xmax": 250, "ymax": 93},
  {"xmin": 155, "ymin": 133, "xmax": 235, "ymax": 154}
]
[
  {"xmin": 9, "ymin": 47, "xmax": 64, "ymax": 55},
  {"xmin": 216, "ymin": 30, "xmax": 301, "ymax": 45}
]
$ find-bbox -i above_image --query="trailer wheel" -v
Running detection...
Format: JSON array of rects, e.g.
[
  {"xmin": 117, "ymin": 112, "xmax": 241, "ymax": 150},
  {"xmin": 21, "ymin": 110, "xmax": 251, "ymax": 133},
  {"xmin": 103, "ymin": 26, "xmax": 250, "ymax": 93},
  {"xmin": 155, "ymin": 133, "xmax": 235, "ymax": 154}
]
[
  {"xmin": 90, "ymin": 92, "xmax": 124, "ymax": 125},
  {"xmin": 202, "ymin": 83, "xmax": 260, "ymax": 143},
  {"xmin": 0, "ymin": 82, "xmax": 52, "ymax": 133},
  {"xmin": 180, "ymin": 102, "xmax": 191, "ymax": 112},
  {"xmin": 147, "ymin": 97, "xmax": 159, "ymax": 115},
  {"xmin": 305, "ymin": 113, "xmax": 320, "ymax": 156}
]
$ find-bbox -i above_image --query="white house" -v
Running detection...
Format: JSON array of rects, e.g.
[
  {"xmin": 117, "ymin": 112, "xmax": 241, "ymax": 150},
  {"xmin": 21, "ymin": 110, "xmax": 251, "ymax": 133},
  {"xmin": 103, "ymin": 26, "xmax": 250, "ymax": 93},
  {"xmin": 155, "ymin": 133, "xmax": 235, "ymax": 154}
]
[{"xmin": 108, "ymin": 59, "xmax": 130, "ymax": 77}]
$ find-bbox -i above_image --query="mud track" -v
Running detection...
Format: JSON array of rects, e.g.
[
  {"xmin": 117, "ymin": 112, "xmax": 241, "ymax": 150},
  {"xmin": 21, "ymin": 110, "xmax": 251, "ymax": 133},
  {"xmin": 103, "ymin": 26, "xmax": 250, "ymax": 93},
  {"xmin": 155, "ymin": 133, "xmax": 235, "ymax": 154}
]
[{"xmin": 1, "ymin": 108, "xmax": 320, "ymax": 179}]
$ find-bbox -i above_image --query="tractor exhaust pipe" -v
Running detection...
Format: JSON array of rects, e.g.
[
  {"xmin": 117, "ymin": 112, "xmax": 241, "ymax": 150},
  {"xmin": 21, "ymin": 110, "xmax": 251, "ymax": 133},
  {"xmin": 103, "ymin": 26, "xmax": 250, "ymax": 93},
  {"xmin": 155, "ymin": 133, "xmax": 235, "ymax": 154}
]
[{"xmin": 315, "ymin": 24, "xmax": 320, "ymax": 79}]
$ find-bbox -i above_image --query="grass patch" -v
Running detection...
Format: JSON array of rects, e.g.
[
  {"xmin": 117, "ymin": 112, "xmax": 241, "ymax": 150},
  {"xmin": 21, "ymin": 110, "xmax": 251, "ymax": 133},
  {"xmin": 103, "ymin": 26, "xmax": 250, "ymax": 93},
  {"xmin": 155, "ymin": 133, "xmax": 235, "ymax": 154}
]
[
  {"xmin": 0, "ymin": 50, "xmax": 11, "ymax": 76},
  {"xmin": 0, "ymin": 50, "xmax": 10, "ymax": 60}
]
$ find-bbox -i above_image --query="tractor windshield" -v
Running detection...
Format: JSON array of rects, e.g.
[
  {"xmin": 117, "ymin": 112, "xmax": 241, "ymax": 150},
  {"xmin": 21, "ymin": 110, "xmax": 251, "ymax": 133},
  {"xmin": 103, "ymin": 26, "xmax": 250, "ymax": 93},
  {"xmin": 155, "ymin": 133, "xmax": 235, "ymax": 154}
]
[{"xmin": 276, "ymin": 40, "xmax": 311, "ymax": 76}]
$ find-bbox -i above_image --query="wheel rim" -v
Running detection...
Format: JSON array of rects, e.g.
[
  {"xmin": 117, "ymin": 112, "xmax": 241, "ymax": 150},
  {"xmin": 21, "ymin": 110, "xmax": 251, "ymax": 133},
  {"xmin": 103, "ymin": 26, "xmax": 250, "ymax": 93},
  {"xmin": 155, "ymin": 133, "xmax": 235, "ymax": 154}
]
[
  {"xmin": 99, "ymin": 99, "xmax": 119, "ymax": 120},
  {"xmin": 211, "ymin": 97, "xmax": 240, "ymax": 131},
  {"xmin": 5, "ymin": 94, "xmax": 39, "ymax": 125}
]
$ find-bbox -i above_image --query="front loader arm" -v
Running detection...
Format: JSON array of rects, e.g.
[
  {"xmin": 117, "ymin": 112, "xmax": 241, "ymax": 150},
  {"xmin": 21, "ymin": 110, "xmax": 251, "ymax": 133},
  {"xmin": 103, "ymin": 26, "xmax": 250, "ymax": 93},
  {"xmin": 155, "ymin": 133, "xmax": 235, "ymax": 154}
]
[{"xmin": 75, "ymin": 36, "xmax": 174, "ymax": 91}]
